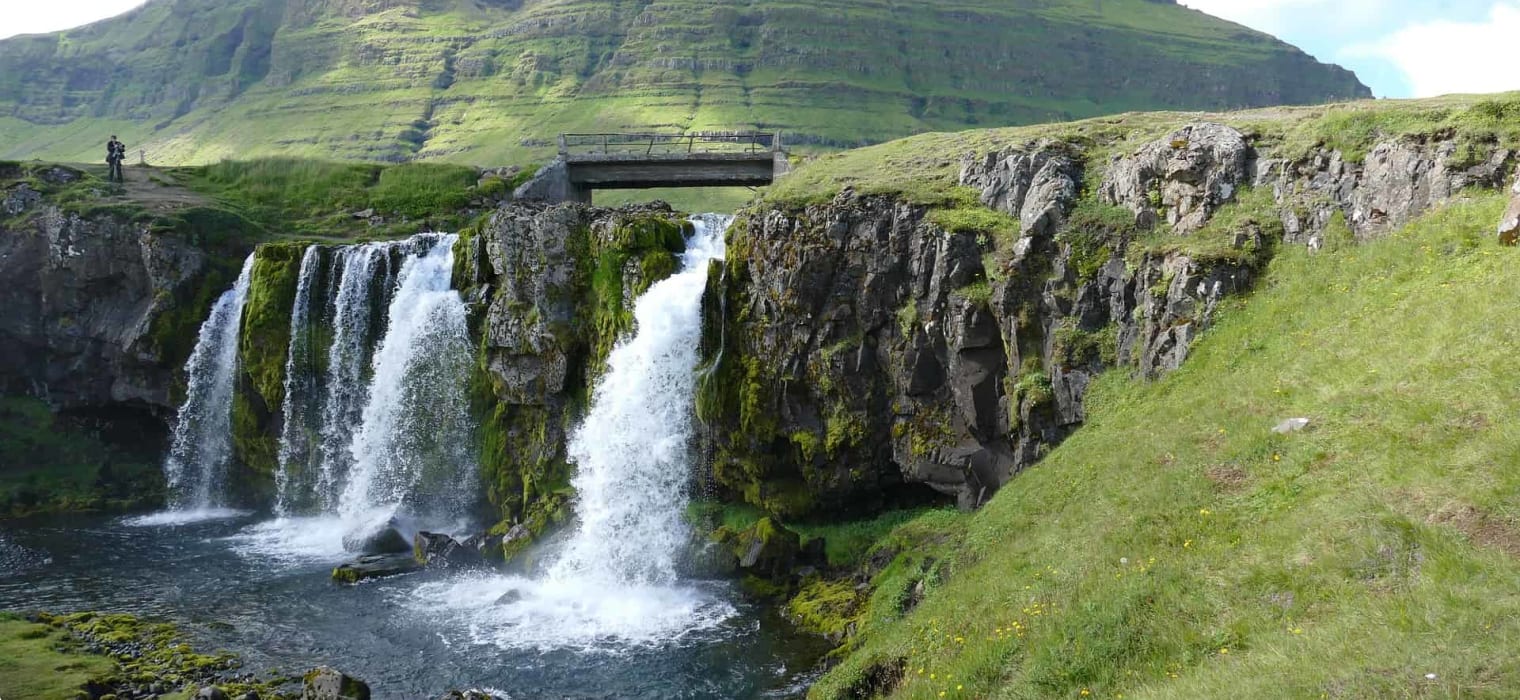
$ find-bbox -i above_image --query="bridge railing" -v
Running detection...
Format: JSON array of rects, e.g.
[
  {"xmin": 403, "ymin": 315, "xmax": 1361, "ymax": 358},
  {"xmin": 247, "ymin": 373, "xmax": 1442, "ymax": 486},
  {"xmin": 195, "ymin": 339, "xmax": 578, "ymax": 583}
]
[{"xmin": 558, "ymin": 132, "xmax": 778, "ymax": 157}]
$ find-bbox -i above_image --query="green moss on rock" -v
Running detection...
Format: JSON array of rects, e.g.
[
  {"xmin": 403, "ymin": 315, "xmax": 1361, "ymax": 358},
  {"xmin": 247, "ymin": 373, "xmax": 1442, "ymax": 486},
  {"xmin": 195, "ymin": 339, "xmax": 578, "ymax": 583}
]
[
  {"xmin": 787, "ymin": 578, "xmax": 865, "ymax": 640},
  {"xmin": 229, "ymin": 242, "xmax": 306, "ymax": 501}
]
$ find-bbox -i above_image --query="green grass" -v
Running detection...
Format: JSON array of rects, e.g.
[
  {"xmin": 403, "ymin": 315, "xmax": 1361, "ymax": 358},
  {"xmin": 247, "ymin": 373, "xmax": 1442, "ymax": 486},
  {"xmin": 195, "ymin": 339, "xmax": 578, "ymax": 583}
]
[
  {"xmin": 174, "ymin": 157, "xmax": 490, "ymax": 239},
  {"xmin": 1269, "ymin": 94, "xmax": 1520, "ymax": 164},
  {"xmin": 811, "ymin": 191, "xmax": 1520, "ymax": 699},
  {"xmin": 1131, "ymin": 185, "xmax": 1283, "ymax": 264},
  {"xmin": 0, "ymin": 614, "xmax": 114, "ymax": 700}
]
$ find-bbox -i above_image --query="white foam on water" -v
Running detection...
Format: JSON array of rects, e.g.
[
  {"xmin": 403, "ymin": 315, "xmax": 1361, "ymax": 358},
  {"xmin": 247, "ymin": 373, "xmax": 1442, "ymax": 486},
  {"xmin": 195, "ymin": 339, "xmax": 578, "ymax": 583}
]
[
  {"xmin": 406, "ymin": 573, "xmax": 736, "ymax": 653},
  {"xmin": 122, "ymin": 508, "xmax": 251, "ymax": 527},
  {"xmin": 223, "ymin": 515, "xmax": 359, "ymax": 563}
]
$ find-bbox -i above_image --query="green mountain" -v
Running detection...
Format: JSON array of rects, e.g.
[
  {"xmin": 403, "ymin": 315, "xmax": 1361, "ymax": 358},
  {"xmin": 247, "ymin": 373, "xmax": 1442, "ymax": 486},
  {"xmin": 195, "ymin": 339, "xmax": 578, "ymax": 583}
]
[{"xmin": 0, "ymin": 0, "xmax": 1368, "ymax": 166}]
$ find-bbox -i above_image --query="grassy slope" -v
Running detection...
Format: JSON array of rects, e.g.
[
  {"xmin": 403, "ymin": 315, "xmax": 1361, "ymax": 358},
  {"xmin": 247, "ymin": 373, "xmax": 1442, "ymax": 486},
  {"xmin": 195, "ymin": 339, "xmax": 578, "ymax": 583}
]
[
  {"xmin": 812, "ymin": 193, "xmax": 1520, "ymax": 699},
  {"xmin": 0, "ymin": 0, "xmax": 1366, "ymax": 166}
]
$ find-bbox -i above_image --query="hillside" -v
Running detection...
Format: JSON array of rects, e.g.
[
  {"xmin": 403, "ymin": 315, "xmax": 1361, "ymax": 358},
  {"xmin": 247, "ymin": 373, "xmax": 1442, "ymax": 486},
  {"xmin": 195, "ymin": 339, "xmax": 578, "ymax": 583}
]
[
  {"xmin": 0, "ymin": 0, "xmax": 1368, "ymax": 166},
  {"xmin": 803, "ymin": 190, "xmax": 1520, "ymax": 699}
]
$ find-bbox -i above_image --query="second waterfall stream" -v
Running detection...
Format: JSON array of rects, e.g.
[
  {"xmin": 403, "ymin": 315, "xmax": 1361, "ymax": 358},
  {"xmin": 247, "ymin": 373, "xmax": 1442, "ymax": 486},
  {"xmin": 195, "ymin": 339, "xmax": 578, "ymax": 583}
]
[{"xmin": 411, "ymin": 213, "xmax": 737, "ymax": 650}]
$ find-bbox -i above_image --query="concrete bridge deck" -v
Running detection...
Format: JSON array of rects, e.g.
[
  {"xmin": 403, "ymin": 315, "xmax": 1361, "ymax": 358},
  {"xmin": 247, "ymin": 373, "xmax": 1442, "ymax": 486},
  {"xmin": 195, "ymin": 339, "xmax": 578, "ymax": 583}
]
[{"xmin": 514, "ymin": 133, "xmax": 788, "ymax": 203}]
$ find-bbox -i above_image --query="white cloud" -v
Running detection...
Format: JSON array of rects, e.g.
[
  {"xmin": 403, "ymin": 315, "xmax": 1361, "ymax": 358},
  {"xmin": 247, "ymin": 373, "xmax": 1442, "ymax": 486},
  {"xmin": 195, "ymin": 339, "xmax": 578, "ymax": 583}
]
[
  {"xmin": 1181, "ymin": 0, "xmax": 1392, "ymax": 34},
  {"xmin": 1347, "ymin": 2, "xmax": 1520, "ymax": 97},
  {"xmin": 0, "ymin": 1, "xmax": 149, "ymax": 40}
]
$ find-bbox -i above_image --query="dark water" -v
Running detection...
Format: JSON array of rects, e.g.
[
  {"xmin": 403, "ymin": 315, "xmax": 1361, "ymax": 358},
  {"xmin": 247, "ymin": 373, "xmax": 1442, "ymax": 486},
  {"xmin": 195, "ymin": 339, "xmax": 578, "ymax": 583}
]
[{"xmin": 0, "ymin": 512, "xmax": 827, "ymax": 699}]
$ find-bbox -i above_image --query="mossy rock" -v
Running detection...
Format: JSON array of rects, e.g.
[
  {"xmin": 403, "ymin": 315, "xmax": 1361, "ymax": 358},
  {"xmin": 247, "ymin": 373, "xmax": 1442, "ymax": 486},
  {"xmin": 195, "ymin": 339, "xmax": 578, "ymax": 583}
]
[
  {"xmin": 787, "ymin": 577, "xmax": 865, "ymax": 640},
  {"xmin": 719, "ymin": 517, "xmax": 802, "ymax": 581}
]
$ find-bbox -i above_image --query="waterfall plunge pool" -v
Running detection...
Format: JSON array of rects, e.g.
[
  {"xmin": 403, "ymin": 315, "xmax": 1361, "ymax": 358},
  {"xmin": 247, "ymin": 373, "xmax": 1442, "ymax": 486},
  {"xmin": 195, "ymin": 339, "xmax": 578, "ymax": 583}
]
[{"xmin": 0, "ymin": 512, "xmax": 830, "ymax": 697}]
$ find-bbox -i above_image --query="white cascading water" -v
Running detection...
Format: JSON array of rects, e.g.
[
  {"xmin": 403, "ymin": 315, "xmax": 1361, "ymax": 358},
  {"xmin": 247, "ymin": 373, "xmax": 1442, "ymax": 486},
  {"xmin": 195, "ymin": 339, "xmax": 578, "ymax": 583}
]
[
  {"xmin": 409, "ymin": 214, "xmax": 736, "ymax": 650},
  {"xmin": 338, "ymin": 233, "xmax": 475, "ymax": 522},
  {"xmin": 138, "ymin": 255, "xmax": 256, "ymax": 524},
  {"xmin": 233, "ymin": 233, "xmax": 477, "ymax": 560},
  {"xmin": 314, "ymin": 244, "xmax": 394, "ymax": 511},
  {"xmin": 273, "ymin": 245, "xmax": 323, "ymax": 515}
]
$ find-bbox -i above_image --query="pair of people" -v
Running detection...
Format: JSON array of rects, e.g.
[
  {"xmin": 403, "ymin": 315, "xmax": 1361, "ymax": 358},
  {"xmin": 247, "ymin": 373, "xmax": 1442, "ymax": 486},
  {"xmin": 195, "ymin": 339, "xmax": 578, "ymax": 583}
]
[{"xmin": 106, "ymin": 135, "xmax": 126, "ymax": 182}]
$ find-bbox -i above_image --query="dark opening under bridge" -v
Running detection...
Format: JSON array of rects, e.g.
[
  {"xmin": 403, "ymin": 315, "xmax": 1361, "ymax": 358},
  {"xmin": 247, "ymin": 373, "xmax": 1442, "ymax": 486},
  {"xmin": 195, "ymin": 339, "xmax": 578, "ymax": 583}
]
[{"xmin": 513, "ymin": 132, "xmax": 788, "ymax": 204}]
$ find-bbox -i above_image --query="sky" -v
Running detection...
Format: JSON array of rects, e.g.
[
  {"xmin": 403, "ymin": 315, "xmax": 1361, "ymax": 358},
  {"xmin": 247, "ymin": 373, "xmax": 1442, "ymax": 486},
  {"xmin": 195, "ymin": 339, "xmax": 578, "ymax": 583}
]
[{"xmin": 2, "ymin": 0, "xmax": 1518, "ymax": 99}]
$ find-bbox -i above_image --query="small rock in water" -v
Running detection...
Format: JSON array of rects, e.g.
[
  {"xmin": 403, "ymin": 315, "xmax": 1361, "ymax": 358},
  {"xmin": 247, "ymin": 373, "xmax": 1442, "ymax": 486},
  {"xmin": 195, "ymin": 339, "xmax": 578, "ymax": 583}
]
[
  {"xmin": 197, "ymin": 686, "xmax": 230, "ymax": 700},
  {"xmin": 331, "ymin": 553, "xmax": 423, "ymax": 584},
  {"xmin": 414, "ymin": 531, "xmax": 484, "ymax": 569},
  {"xmin": 1272, "ymin": 417, "xmax": 1311, "ymax": 434},
  {"xmin": 341, "ymin": 518, "xmax": 410, "ymax": 555},
  {"xmin": 495, "ymin": 589, "xmax": 524, "ymax": 606},
  {"xmin": 435, "ymin": 691, "xmax": 507, "ymax": 700},
  {"xmin": 302, "ymin": 666, "xmax": 371, "ymax": 700}
]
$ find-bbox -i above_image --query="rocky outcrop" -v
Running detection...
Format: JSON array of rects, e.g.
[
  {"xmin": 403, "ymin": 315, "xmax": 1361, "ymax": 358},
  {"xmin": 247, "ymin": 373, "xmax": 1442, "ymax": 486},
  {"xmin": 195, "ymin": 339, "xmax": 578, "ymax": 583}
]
[
  {"xmin": 1260, "ymin": 138, "xmax": 1512, "ymax": 248},
  {"xmin": 705, "ymin": 122, "xmax": 1513, "ymax": 513},
  {"xmin": 1099, "ymin": 122, "xmax": 1252, "ymax": 233},
  {"xmin": 302, "ymin": 666, "xmax": 371, "ymax": 700},
  {"xmin": 0, "ymin": 201, "xmax": 217, "ymax": 413}
]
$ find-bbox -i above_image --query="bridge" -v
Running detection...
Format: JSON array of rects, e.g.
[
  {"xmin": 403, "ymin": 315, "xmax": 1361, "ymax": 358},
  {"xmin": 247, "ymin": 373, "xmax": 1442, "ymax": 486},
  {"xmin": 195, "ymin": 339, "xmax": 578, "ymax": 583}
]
[{"xmin": 513, "ymin": 132, "xmax": 788, "ymax": 203}]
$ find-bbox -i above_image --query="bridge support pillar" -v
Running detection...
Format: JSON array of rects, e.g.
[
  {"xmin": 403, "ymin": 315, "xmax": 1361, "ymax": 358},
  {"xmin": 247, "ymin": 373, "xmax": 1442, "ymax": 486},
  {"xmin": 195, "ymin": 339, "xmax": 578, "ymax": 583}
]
[{"xmin": 512, "ymin": 158, "xmax": 592, "ymax": 205}]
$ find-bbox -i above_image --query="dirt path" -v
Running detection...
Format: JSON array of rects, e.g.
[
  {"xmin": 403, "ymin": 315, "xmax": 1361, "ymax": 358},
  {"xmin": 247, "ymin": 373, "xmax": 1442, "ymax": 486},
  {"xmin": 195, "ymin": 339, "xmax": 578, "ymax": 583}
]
[{"xmin": 65, "ymin": 162, "xmax": 212, "ymax": 212}]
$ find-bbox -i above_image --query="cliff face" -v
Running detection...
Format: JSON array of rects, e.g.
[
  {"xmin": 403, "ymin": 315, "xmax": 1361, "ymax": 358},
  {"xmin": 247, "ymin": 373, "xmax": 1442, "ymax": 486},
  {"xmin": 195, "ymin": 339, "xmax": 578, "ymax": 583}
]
[
  {"xmin": 0, "ymin": 164, "xmax": 244, "ymax": 514},
  {"xmin": 701, "ymin": 119, "xmax": 1515, "ymax": 514},
  {"xmin": 0, "ymin": 168, "xmax": 225, "ymax": 415}
]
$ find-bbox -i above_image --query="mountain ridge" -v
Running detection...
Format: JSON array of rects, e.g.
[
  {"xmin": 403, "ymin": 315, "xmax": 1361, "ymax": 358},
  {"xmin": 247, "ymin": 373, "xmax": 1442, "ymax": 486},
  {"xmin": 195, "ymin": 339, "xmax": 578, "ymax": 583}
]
[{"xmin": 0, "ymin": 0, "xmax": 1369, "ymax": 165}]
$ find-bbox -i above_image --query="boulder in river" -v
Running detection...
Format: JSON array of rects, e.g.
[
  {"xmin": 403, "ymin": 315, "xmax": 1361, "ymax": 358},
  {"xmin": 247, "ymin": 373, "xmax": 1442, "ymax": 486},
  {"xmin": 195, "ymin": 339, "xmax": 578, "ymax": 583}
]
[
  {"xmin": 341, "ymin": 518, "xmax": 410, "ymax": 555},
  {"xmin": 413, "ymin": 531, "xmax": 484, "ymax": 568},
  {"xmin": 331, "ymin": 553, "xmax": 423, "ymax": 584},
  {"xmin": 302, "ymin": 666, "xmax": 371, "ymax": 700},
  {"xmin": 197, "ymin": 687, "xmax": 230, "ymax": 700}
]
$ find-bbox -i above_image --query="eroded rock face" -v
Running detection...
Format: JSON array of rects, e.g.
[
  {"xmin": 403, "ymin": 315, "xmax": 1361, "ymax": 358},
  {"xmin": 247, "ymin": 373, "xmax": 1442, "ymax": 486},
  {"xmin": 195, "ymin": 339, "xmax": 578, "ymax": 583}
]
[
  {"xmin": 0, "ymin": 204, "xmax": 210, "ymax": 412},
  {"xmin": 960, "ymin": 140, "xmax": 1083, "ymax": 243},
  {"xmin": 1099, "ymin": 123, "xmax": 1251, "ymax": 233},
  {"xmin": 1260, "ymin": 139, "xmax": 1513, "ymax": 247},
  {"xmin": 707, "ymin": 123, "xmax": 1510, "ymax": 513}
]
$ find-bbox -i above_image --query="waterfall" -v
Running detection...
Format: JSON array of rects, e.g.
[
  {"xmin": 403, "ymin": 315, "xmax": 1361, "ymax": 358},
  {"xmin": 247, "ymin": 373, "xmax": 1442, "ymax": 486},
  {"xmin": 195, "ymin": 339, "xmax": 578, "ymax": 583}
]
[
  {"xmin": 338, "ymin": 233, "xmax": 475, "ymax": 521},
  {"xmin": 273, "ymin": 246, "xmax": 323, "ymax": 515},
  {"xmin": 314, "ymin": 243, "xmax": 395, "ymax": 511},
  {"xmin": 549, "ymin": 214, "xmax": 731, "ymax": 585},
  {"xmin": 409, "ymin": 215, "xmax": 736, "ymax": 651},
  {"xmin": 230, "ymin": 233, "xmax": 476, "ymax": 558},
  {"xmin": 161, "ymin": 254, "xmax": 256, "ymax": 512}
]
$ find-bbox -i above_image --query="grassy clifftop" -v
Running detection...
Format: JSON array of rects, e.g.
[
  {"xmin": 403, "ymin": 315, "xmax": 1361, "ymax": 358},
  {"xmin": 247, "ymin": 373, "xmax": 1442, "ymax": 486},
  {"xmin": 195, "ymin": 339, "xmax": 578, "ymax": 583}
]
[
  {"xmin": 803, "ymin": 188, "xmax": 1520, "ymax": 698},
  {"xmin": 0, "ymin": 0, "xmax": 1366, "ymax": 165},
  {"xmin": 767, "ymin": 91, "xmax": 1520, "ymax": 208}
]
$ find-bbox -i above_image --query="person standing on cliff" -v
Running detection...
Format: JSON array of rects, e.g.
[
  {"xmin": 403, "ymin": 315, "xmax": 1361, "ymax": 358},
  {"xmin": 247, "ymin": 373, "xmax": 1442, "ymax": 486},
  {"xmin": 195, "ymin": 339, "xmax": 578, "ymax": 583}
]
[{"xmin": 106, "ymin": 135, "xmax": 125, "ymax": 182}]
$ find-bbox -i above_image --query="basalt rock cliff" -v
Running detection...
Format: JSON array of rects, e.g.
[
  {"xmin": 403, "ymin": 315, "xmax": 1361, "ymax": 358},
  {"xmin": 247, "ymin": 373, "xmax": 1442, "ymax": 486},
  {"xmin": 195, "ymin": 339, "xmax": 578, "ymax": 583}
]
[{"xmin": 698, "ymin": 110, "xmax": 1516, "ymax": 514}]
